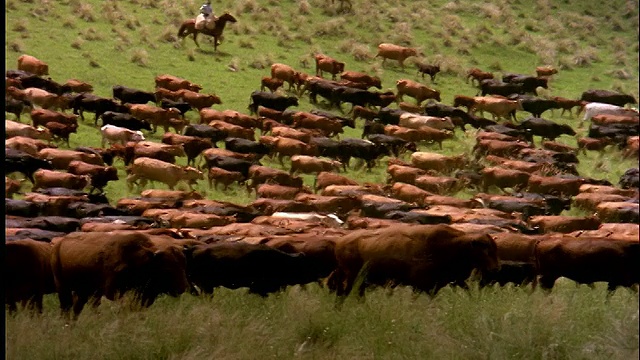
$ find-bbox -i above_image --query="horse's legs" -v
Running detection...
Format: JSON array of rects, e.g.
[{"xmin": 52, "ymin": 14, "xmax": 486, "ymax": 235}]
[
  {"xmin": 193, "ymin": 32, "xmax": 200, "ymax": 48},
  {"xmin": 213, "ymin": 36, "xmax": 218, "ymax": 52}
]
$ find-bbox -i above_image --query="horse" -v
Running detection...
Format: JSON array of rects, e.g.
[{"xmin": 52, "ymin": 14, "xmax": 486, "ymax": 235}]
[{"xmin": 177, "ymin": 13, "xmax": 237, "ymax": 51}]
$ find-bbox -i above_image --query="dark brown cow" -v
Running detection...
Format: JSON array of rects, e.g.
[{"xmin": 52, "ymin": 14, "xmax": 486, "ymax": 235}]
[{"xmin": 6, "ymin": 239, "xmax": 55, "ymax": 313}]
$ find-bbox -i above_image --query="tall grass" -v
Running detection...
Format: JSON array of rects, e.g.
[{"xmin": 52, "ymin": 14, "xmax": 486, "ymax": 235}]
[{"xmin": 6, "ymin": 284, "xmax": 639, "ymax": 359}]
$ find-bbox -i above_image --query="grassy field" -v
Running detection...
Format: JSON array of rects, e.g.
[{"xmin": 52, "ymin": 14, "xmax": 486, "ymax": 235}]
[{"xmin": 5, "ymin": 0, "xmax": 640, "ymax": 358}]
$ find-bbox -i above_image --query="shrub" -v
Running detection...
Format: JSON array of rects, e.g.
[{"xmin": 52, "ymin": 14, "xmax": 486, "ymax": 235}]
[
  {"xmin": 71, "ymin": 37, "xmax": 85, "ymax": 50},
  {"xmin": 130, "ymin": 48, "xmax": 150, "ymax": 67},
  {"xmin": 12, "ymin": 19, "xmax": 28, "ymax": 33}
]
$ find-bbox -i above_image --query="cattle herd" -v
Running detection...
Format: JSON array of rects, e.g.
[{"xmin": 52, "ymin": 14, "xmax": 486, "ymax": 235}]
[{"xmin": 5, "ymin": 48, "xmax": 640, "ymax": 320}]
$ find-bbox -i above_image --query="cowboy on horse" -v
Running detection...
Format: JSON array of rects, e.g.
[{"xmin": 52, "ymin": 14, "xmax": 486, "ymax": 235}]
[{"xmin": 196, "ymin": 1, "xmax": 217, "ymax": 30}]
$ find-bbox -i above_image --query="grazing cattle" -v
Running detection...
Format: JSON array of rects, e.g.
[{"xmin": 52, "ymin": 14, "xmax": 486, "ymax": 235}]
[
  {"xmin": 70, "ymin": 93, "xmax": 129, "ymax": 122},
  {"xmin": 249, "ymin": 91, "xmax": 299, "ymax": 114},
  {"xmin": 466, "ymin": 68, "xmax": 495, "ymax": 86},
  {"xmin": 314, "ymin": 171, "xmax": 358, "ymax": 192},
  {"xmin": 535, "ymin": 238, "xmax": 639, "ymax": 294},
  {"xmin": 384, "ymin": 125, "xmax": 453, "ymax": 149},
  {"xmin": 6, "ymin": 240, "xmax": 55, "ymax": 313},
  {"xmin": 155, "ymin": 74, "xmax": 202, "ymax": 92},
  {"xmin": 17, "ymin": 55, "xmax": 49, "ymax": 76},
  {"xmin": 415, "ymin": 62, "xmax": 440, "ymax": 82},
  {"xmin": 126, "ymin": 157, "xmax": 203, "ymax": 190},
  {"xmin": 6, "ymin": 119, "xmax": 52, "ymax": 141},
  {"xmin": 5, "ymin": 97, "xmax": 33, "ymax": 122},
  {"xmin": 37, "ymin": 148, "xmax": 104, "ymax": 169},
  {"xmin": 582, "ymin": 102, "xmax": 638, "ymax": 122},
  {"xmin": 186, "ymin": 242, "xmax": 324, "ymax": 296},
  {"xmin": 315, "ymin": 54, "xmax": 346, "ymax": 80},
  {"xmin": 481, "ymin": 167, "xmax": 531, "ymax": 193},
  {"xmin": 329, "ymin": 225, "xmax": 499, "ymax": 299},
  {"xmin": 290, "ymin": 155, "xmax": 342, "ymax": 175},
  {"xmin": 619, "ymin": 168, "xmax": 639, "ymax": 189},
  {"xmin": 126, "ymin": 104, "xmax": 183, "ymax": 133},
  {"xmin": 184, "ymin": 123, "xmax": 227, "ymax": 145},
  {"xmin": 44, "ymin": 121, "xmax": 77, "ymax": 146},
  {"xmin": 207, "ymin": 167, "xmax": 245, "ymax": 190},
  {"xmin": 100, "ymin": 124, "xmax": 145, "ymax": 147},
  {"xmin": 581, "ymin": 89, "xmax": 637, "ymax": 107},
  {"xmin": 112, "ymin": 85, "xmax": 156, "ymax": 104},
  {"xmin": 63, "ymin": 79, "xmax": 93, "ymax": 93},
  {"xmin": 260, "ymin": 76, "xmax": 285, "ymax": 93},
  {"xmin": 550, "ymin": 96, "xmax": 586, "ymax": 117},
  {"xmin": 270, "ymin": 63, "xmax": 300, "ymax": 92},
  {"xmin": 410, "ymin": 152, "xmax": 467, "ymax": 174},
  {"xmin": 399, "ymin": 113, "xmax": 455, "ymax": 131},
  {"xmin": 179, "ymin": 89, "xmax": 222, "ymax": 110},
  {"xmin": 396, "ymin": 79, "xmax": 441, "ymax": 105},
  {"xmin": 256, "ymin": 183, "xmax": 311, "ymax": 200},
  {"xmin": 162, "ymin": 133, "xmax": 213, "ymax": 166},
  {"xmin": 67, "ymin": 161, "xmax": 119, "ymax": 192},
  {"xmin": 340, "ymin": 71, "xmax": 382, "ymax": 89},
  {"xmin": 470, "ymin": 97, "xmax": 521, "ymax": 121},
  {"xmin": 32, "ymin": 169, "xmax": 90, "ymax": 191},
  {"xmin": 51, "ymin": 232, "xmax": 190, "ymax": 319},
  {"xmin": 517, "ymin": 117, "xmax": 576, "ymax": 142},
  {"xmin": 99, "ymin": 111, "xmax": 152, "ymax": 131},
  {"xmin": 375, "ymin": 43, "xmax": 418, "ymax": 69}
]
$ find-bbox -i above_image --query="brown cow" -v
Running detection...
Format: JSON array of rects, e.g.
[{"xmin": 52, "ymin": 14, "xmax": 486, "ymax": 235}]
[
  {"xmin": 208, "ymin": 167, "xmax": 246, "ymax": 190},
  {"xmin": 534, "ymin": 238, "xmax": 639, "ymax": 293},
  {"xmin": 271, "ymin": 126, "xmax": 312, "ymax": 143},
  {"xmin": 535, "ymin": 66, "xmax": 557, "ymax": 77},
  {"xmin": 126, "ymin": 104, "xmax": 183, "ymax": 133},
  {"xmin": 528, "ymin": 215, "xmax": 601, "ymax": 233},
  {"xmin": 256, "ymin": 183, "xmax": 312, "ymax": 200},
  {"xmin": 466, "ymin": 68, "xmax": 494, "ymax": 86},
  {"xmin": 295, "ymin": 193, "xmax": 360, "ymax": 215},
  {"xmin": 453, "ymin": 94, "xmax": 477, "ymax": 113},
  {"xmin": 179, "ymin": 89, "xmax": 222, "ymax": 110},
  {"xmin": 314, "ymin": 171, "xmax": 359, "ymax": 192},
  {"xmin": 481, "ymin": 167, "xmax": 531, "ymax": 193},
  {"xmin": 484, "ymin": 155, "xmax": 543, "ymax": 174},
  {"xmin": 290, "ymin": 155, "xmax": 342, "ymax": 175},
  {"xmin": 315, "ymin": 54, "xmax": 345, "ymax": 80},
  {"xmin": 247, "ymin": 165, "xmax": 303, "ymax": 192},
  {"xmin": 573, "ymin": 193, "xmax": 631, "ymax": 212},
  {"xmin": 410, "ymin": 152, "xmax": 467, "ymax": 174},
  {"xmin": 576, "ymin": 137, "xmax": 612, "ymax": 154},
  {"xmin": 63, "ymin": 79, "xmax": 93, "ymax": 93},
  {"xmin": 414, "ymin": 175, "xmax": 460, "ymax": 195},
  {"xmin": 208, "ymin": 120, "xmax": 256, "ymax": 140},
  {"xmin": 155, "ymin": 74, "xmax": 202, "ymax": 92},
  {"xmin": 328, "ymin": 225, "xmax": 499, "ymax": 299},
  {"xmin": 17, "ymin": 55, "xmax": 49, "ymax": 76},
  {"xmin": 6, "ymin": 177, "xmax": 24, "ymax": 198},
  {"xmin": 162, "ymin": 133, "xmax": 213, "ymax": 166},
  {"xmin": 126, "ymin": 157, "xmax": 203, "ymax": 190},
  {"xmin": 261, "ymin": 76, "xmax": 285, "ymax": 93},
  {"xmin": 384, "ymin": 125, "xmax": 453, "ymax": 149},
  {"xmin": 339, "ymin": 71, "xmax": 382, "ymax": 89},
  {"xmin": 271, "ymin": 63, "xmax": 300, "ymax": 92},
  {"xmin": 396, "ymin": 79, "xmax": 441, "ymax": 105},
  {"xmin": 5, "ymin": 136, "xmax": 55, "ymax": 156},
  {"xmin": 6, "ymin": 240, "xmax": 55, "ymax": 313},
  {"xmin": 390, "ymin": 182, "xmax": 433, "ymax": 205},
  {"xmin": 376, "ymin": 43, "xmax": 418, "ymax": 69},
  {"xmin": 31, "ymin": 109, "xmax": 79, "ymax": 128},
  {"xmin": 471, "ymin": 97, "xmax": 522, "ymax": 121},
  {"xmin": 270, "ymin": 136, "xmax": 317, "ymax": 165},
  {"xmin": 550, "ymin": 96, "xmax": 586, "ymax": 117},
  {"xmin": 37, "ymin": 148, "xmax": 105, "ymax": 169},
  {"xmin": 596, "ymin": 202, "xmax": 639, "ymax": 223},
  {"xmin": 67, "ymin": 161, "xmax": 119, "ymax": 192},
  {"xmin": 32, "ymin": 169, "xmax": 90, "ymax": 191},
  {"xmin": 387, "ymin": 163, "xmax": 427, "ymax": 185},
  {"xmin": 527, "ymin": 174, "xmax": 584, "ymax": 196}
]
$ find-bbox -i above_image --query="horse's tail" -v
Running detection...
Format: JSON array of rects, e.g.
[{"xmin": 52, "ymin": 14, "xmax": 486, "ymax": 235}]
[{"xmin": 177, "ymin": 23, "xmax": 189, "ymax": 38}]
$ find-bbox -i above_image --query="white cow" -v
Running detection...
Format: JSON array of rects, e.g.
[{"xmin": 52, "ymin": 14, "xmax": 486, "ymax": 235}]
[
  {"xmin": 582, "ymin": 102, "xmax": 639, "ymax": 122},
  {"xmin": 399, "ymin": 113, "xmax": 455, "ymax": 131},
  {"xmin": 100, "ymin": 124, "xmax": 145, "ymax": 147},
  {"xmin": 271, "ymin": 212, "xmax": 344, "ymax": 228}
]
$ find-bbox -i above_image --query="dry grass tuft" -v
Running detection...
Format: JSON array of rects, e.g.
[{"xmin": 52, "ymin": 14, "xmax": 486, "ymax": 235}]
[
  {"xmin": 572, "ymin": 47, "xmax": 600, "ymax": 67},
  {"xmin": 236, "ymin": 0, "xmax": 260, "ymax": 14},
  {"xmin": 313, "ymin": 18, "xmax": 348, "ymax": 37},
  {"xmin": 73, "ymin": 3, "xmax": 96, "ymax": 22},
  {"xmin": 276, "ymin": 30, "xmax": 295, "ymax": 48},
  {"xmin": 489, "ymin": 61, "xmax": 503, "ymax": 72},
  {"xmin": 187, "ymin": 49, "xmax": 196, "ymax": 62},
  {"xmin": 130, "ymin": 48, "xmax": 150, "ymax": 67},
  {"xmin": 62, "ymin": 16, "xmax": 76, "ymax": 29},
  {"xmin": 160, "ymin": 28, "xmax": 178, "ymax": 43},
  {"xmin": 81, "ymin": 27, "xmax": 104, "ymax": 41},
  {"xmin": 607, "ymin": 69, "xmax": 632, "ymax": 80},
  {"xmin": 229, "ymin": 58, "xmax": 241, "ymax": 72},
  {"xmin": 71, "ymin": 37, "xmax": 85, "ymax": 50},
  {"xmin": 13, "ymin": 20, "xmax": 28, "ymax": 33},
  {"xmin": 388, "ymin": 22, "xmax": 414, "ymax": 46},
  {"xmin": 112, "ymin": 27, "xmax": 131, "ymax": 45},
  {"xmin": 298, "ymin": 0, "xmax": 311, "ymax": 15},
  {"xmin": 89, "ymin": 59, "xmax": 100, "ymax": 68},
  {"xmin": 239, "ymin": 38, "xmax": 255, "ymax": 49},
  {"xmin": 8, "ymin": 40, "xmax": 24, "ymax": 53},
  {"xmin": 249, "ymin": 54, "xmax": 274, "ymax": 70}
]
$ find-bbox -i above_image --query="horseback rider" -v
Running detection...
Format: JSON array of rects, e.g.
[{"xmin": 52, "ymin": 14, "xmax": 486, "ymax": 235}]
[{"xmin": 196, "ymin": 1, "xmax": 217, "ymax": 30}]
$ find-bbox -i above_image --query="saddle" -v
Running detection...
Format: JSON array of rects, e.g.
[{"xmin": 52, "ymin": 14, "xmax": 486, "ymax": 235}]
[{"xmin": 195, "ymin": 14, "xmax": 217, "ymax": 30}]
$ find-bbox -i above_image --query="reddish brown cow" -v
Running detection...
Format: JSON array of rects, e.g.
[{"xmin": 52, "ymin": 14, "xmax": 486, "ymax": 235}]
[
  {"xmin": 32, "ymin": 169, "xmax": 90, "ymax": 190},
  {"xmin": 528, "ymin": 215, "xmax": 601, "ymax": 233},
  {"xmin": 315, "ymin": 54, "xmax": 346, "ymax": 80},
  {"xmin": 314, "ymin": 171, "xmax": 359, "ymax": 192},
  {"xmin": 466, "ymin": 68, "xmax": 494, "ymax": 86},
  {"xmin": 247, "ymin": 165, "xmax": 304, "ymax": 192},
  {"xmin": 270, "ymin": 63, "xmax": 299, "ymax": 91},
  {"xmin": 67, "ymin": 160, "xmax": 119, "ymax": 191},
  {"xmin": 162, "ymin": 133, "xmax": 213, "ymax": 166},
  {"xmin": 384, "ymin": 125, "xmax": 453, "ymax": 149},
  {"xmin": 63, "ymin": 79, "xmax": 94, "ymax": 93},
  {"xmin": 375, "ymin": 43, "xmax": 418, "ymax": 69},
  {"xmin": 290, "ymin": 155, "xmax": 341, "ymax": 175},
  {"xmin": 550, "ymin": 96, "xmax": 586, "ymax": 117},
  {"xmin": 31, "ymin": 109, "xmax": 78, "ymax": 128},
  {"xmin": 256, "ymin": 183, "xmax": 312, "ymax": 200},
  {"xmin": 179, "ymin": 89, "xmax": 222, "ymax": 110},
  {"xmin": 414, "ymin": 175, "xmax": 460, "ymax": 195},
  {"xmin": 453, "ymin": 95, "xmax": 476, "ymax": 113},
  {"xmin": 339, "ymin": 71, "xmax": 382, "ymax": 89},
  {"xmin": 527, "ymin": 174, "xmax": 584, "ymax": 196},
  {"xmin": 481, "ymin": 167, "xmax": 531, "ymax": 193},
  {"xmin": 37, "ymin": 148, "xmax": 104, "ymax": 169},
  {"xmin": 260, "ymin": 77, "xmax": 285, "ymax": 93},
  {"xmin": 390, "ymin": 182, "xmax": 433, "ymax": 205},
  {"xmin": 6, "ymin": 239, "xmax": 54, "ymax": 313},
  {"xmin": 155, "ymin": 74, "xmax": 202, "ymax": 92},
  {"xmin": 576, "ymin": 137, "xmax": 612, "ymax": 154},
  {"xmin": 396, "ymin": 79, "xmax": 441, "ymax": 105},
  {"xmin": 270, "ymin": 136, "xmax": 317, "ymax": 165}
]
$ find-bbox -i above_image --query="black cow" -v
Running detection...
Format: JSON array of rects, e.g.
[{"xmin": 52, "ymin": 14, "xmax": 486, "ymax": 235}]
[
  {"xmin": 5, "ymin": 199, "xmax": 42, "ymax": 218},
  {"xmin": 484, "ymin": 124, "xmax": 534, "ymax": 142},
  {"xmin": 74, "ymin": 147, "xmax": 115, "ymax": 167},
  {"xmin": 5, "ymin": 148, "xmax": 54, "ymax": 183},
  {"xmin": 581, "ymin": 89, "xmax": 637, "ymax": 107},
  {"xmin": 479, "ymin": 261, "xmax": 537, "ymax": 288},
  {"xmin": 202, "ymin": 154, "xmax": 256, "ymax": 179},
  {"xmin": 184, "ymin": 124, "xmax": 227, "ymax": 146},
  {"xmin": 160, "ymin": 99, "xmax": 192, "ymax": 117},
  {"xmin": 502, "ymin": 75, "xmax": 548, "ymax": 94},
  {"xmin": 423, "ymin": 103, "xmax": 476, "ymax": 130},
  {"xmin": 588, "ymin": 123, "xmax": 638, "ymax": 143},
  {"xmin": 6, "ymin": 69, "xmax": 34, "ymax": 79},
  {"xmin": 361, "ymin": 119, "xmax": 386, "ymax": 138},
  {"xmin": 249, "ymin": 91, "xmax": 299, "ymax": 114},
  {"xmin": 6, "ymin": 216, "xmax": 82, "ymax": 234},
  {"xmin": 479, "ymin": 79, "xmax": 525, "ymax": 97},
  {"xmin": 510, "ymin": 95, "xmax": 560, "ymax": 118},
  {"xmin": 5, "ymin": 97, "xmax": 32, "ymax": 122},
  {"xmin": 34, "ymin": 187, "xmax": 109, "ymax": 204},
  {"xmin": 71, "ymin": 93, "xmax": 129, "ymax": 121},
  {"xmin": 224, "ymin": 137, "xmax": 270, "ymax": 158},
  {"xmin": 416, "ymin": 63, "xmax": 440, "ymax": 82},
  {"xmin": 6, "ymin": 229, "xmax": 66, "ymax": 243},
  {"xmin": 484, "ymin": 199, "xmax": 547, "ymax": 219},
  {"xmin": 367, "ymin": 134, "xmax": 417, "ymax": 157},
  {"xmin": 384, "ymin": 211, "xmax": 452, "ymax": 224},
  {"xmin": 310, "ymin": 109, "xmax": 356, "ymax": 129},
  {"xmin": 360, "ymin": 200, "xmax": 417, "ymax": 218},
  {"xmin": 619, "ymin": 168, "xmax": 639, "ymax": 189},
  {"xmin": 309, "ymin": 136, "xmax": 343, "ymax": 161},
  {"xmin": 65, "ymin": 202, "xmax": 126, "ymax": 218},
  {"xmin": 377, "ymin": 107, "xmax": 407, "ymax": 125},
  {"xmin": 112, "ymin": 85, "xmax": 156, "ymax": 105},
  {"xmin": 518, "ymin": 117, "xmax": 576, "ymax": 142},
  {"xmin": 19, "ymin": 75, "xmax": 72, "ymax": 95},
  {"xmin": 186, "ymin": 242, "xmax": 323, "ymax": 296},
  {"xmin": 338, "ymin": 138, "xmax": 391, "ymax": 170},
  {"xmin": 514, "ymin": 192, "xmax": 572, "ymax": 215},
  {"xmin": 305, "ymin": 79, "xmax": 341, "ymax": 106},
  {"xmin": 99, "ymin": 111, "xmax": 152, "ymax": 131}
]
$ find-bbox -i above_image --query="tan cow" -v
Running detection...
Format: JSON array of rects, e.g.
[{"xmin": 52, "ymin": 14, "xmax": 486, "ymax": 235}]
[
  {"xmin": 37, "ymin": 148, "xmax": 105, "ymax": 169},
  {"xmin": 290, "ymin": 155, "xmax": 342, "ymax": 175},
  {"xmin": 375, "ymin": 43, "xmax": 418, "ymax": 69},
  {"xmin": 155, "ymin": 74, "xmax": 203, "ymax": 92},
  {"xmin": 32, "ymin": 169, "xmax": 91, "ymax": 190},
  {"xmin": 6, "ymin": 120, "xmax": 52, "ymax": 141},
  {"xmin": 410, "ymin": 152, "xmax": 467, "ymax": 174},
  {"xmin": 126, "ymin": 157, "xmax": 203, "ymax": 190},
  {"xmin": 471, "ymin": 97, "xmax": 522, "ymax": 121},
  {"xmin": 17, "ymin": 54, "xmax": 49, "ymax": 76},
  {"xmin": 126, "ymin": 104, "xmax": 183, "ymax": 133},
  {"xmin": 396, "ymin": 79, "xmax": 441, "ymax": 105},
  {"xmin": 271, "ymin": 63, "xmax": 300, "ymax": 92}
]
